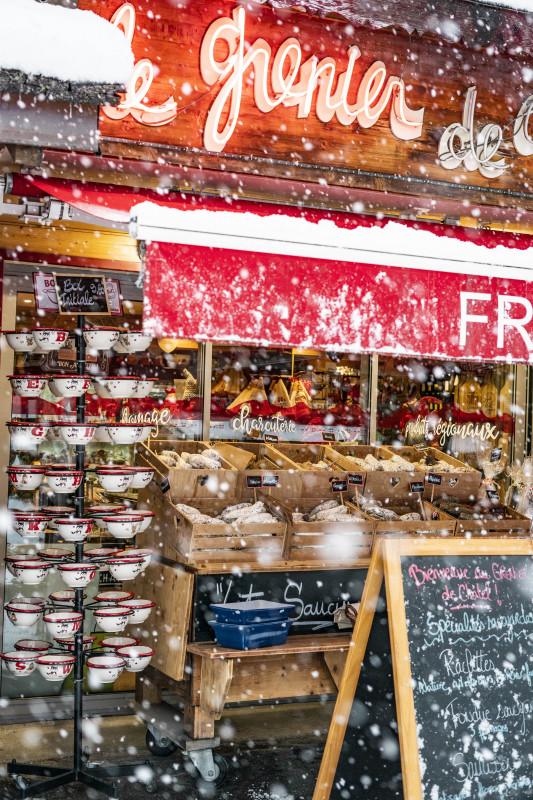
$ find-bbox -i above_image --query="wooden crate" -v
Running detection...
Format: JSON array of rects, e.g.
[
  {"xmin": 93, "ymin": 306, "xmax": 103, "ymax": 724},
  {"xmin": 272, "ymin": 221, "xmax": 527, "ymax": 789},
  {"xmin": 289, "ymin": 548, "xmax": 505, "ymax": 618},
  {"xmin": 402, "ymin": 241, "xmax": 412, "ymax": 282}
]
[
  {"xmin": 382, "ymin": 445, "xmax": 482, "ymax": 500},
  {"xmin": 330, "ymin": 444, "xmax": 419, "ymax": 501},
  {"xmin": 351, "ymin": 498, "xmax": 456, "ymax": 538},
  {"xmin": 447, "ymin": 504, "xmax": 531, "ymax": 537},
  {"xmin": 210, "ymin": 442, "xmax": 302, "ymax": 500},
  {"xmin": 137, "ymin": 439, "xmax": 238, "ymax": 501},
  {"xmin": 273, "ymin": 444, "xmax": 349, "ymax": 497}
]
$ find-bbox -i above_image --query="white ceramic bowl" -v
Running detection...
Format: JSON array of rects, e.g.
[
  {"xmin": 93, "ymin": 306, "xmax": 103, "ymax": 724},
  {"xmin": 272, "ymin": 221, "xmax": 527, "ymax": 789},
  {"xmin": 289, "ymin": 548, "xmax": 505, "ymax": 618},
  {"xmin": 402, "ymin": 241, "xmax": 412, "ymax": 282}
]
[
  {"xmin": 43, "ymin": 611, "xmax": 83, "ymax": 637},
  {"xmin": 126, "ymin": 511, "xmax": 155, "ymax": 534},
  {"xmin": 93, "ymin": 423, "xmax": 112, "ymax": 442},
  {"xmin": 57, "ymin": 424, "xmax": 96, "ymax": 446},
  {"xmin": 131, "ymin": 379, "xmax": 157, "ymax": 399},
  {"xmin": 57, "ymin": 562, "xmax": 98, "ymax": 588},
  {"xmin": 94, "ymin": 379, "xmax": 112, "ymax": 399},
  {"xmin": 83, "ymin": 328, "xmax": 120, "ymax": 350},
  {"xmin": 49, "ymin": 375, "xmax": 91, "ymax": 398},
  {"xmin": 94, "ymin": 606, "xmax": 132, "ymax": 633},
  {"xmin": 96, "ymin": 469, "xmax": 135, "ymax": 493},
  {"xmin": 31, "ymin": 328, "xmax": 69, "ymax": 351},
  {"xmin": 1, "ymin": 650, "xmax": 36, "ymax": 675},
  {"xmin": 129, "ymin": 468, "xmax": 155, "ymax": 489},
  {"xmin": 35, "ymin": 653, "xmax": 75, "ymax": 681},
  {"xmin": 117, "ymin": 332, "xmax": 153, "ymax": 353},
  {"xmin": 5, "ymin": 554, "xmax": 41, "ymax": 577},
  {"xmin": 100, "ymin": 635, "xmax": 139, "ymax": 655},
  {"xmin": 85, "ymin": 548, "xmax": 121, "ymax": 563},
  {"xmin": 9, "ymin": 375, "xmax": 48, "ymax": 398},
  {"xmin": 54, "ymin": 517, "xmax": 93, "ymax": 542},
  {"xmin": 3, "ymin": 331, "xmax": 36, "ymax": 352},
  {"xmin": 103, "ymin": 516, "xmax": 143, "ymax": 540},
  {"xmin": 137, "ymin": 425, "xmax": 153, "ymax": 443},
  {"xmin": 10, "ymin": 595, "xmax": 46, "ymax": 607},
  {"xmin": 14, "ymin": 639, "xmax": 50, "ymax": 653},
  {"xmin": 106, "ymin": 424, "xmax": 145, "ymax": 445},
  {"xmin": 7, "ymin": 467, "xmax": 47, "ymax": 492},
  {"xmin": 116, "ymin": 645, "xmax": 155, "ymax": 673},
  {"xmin": 115, "ymin": 548, "xmax": 154, "ymax": 571},
  {"xmin": 107, "ymin": 557, "xmax": 145, "ymax": 581},
  {"xmin": 86, "ymin": 505, "xmax": 127, "ymax": 528},
  {"xmin": 49, "ymin": 590, "xmax": 79, "ymax": 606},
  {"xmin": 117, "ymin": 599, "xmax": 155, "ymax": 625},
  {"xmin": 4, "ymin": 602, "xmax": 43, "ymax": 627},
  {"xmin": 45, "ymin": 471, "xmax": 84, "ymax": 494},
  {"xmin": 12, "ymin": 560, "xmax": 52, "ymax": 585},
  {"xmin": 37, "ymin": 547, "xmax": 72, "ymax": 561},
  {"xmin": 94, "ymin": 590, "xmax": 134, "ymax": 605},
  {"xmin": 54, "ymin": 634, "xmax": 97, "ymax": 652},
  {"xmin": 11, "ymin": 513, "xmax": 49, "ymax": 538},
  {"xmin": 7, "ymin": 423, "xmax": 49, "ymax": 449},
  {"xmin": 105, "ymin": 377, "xmax": 140, "ymax": 399},
  {"xmin": 87, "ymin": 655, "xmax": 125, "ymax": 684}
]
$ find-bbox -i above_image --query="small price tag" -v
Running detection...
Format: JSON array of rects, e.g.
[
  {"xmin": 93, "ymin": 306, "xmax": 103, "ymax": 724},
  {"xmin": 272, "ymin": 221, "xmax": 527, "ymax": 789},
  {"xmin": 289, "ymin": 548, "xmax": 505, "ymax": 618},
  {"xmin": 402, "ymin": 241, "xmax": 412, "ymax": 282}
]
[
  {"xmin": 490, "ymin": 448, "xmax": 503, "ymax": 462},
  {"xmin": 160, "ymin": 478, "xmax": 170, "ymax": 494},
  {"xmin": 264, "ymin": 434, "xmax": 279, "ymax": 444},
  {"xmin": 322, "ymin": 432, "xmax": 336, "ymax": 442},
  {"xmin": 409, "ymin": 481, "xmax": 425, "ymax": 494},
  {"xmin": 414, "ymin": 442, "xmax": 429, "ymax": 452},
  {"xmin": 348, "ymin": 473, "xmax": 365, "ymax": 487},
  {"xmin": 246, "ymin": 476, "xmax": 262, "ymax": 488},
  {"xmin": 487, "ymin": 489, "xmax": 500, "ymax": 502},
  {"xmin": 427, "ymin": 473, "xmax": 442, "ymax": 486},
  {"xmin": 331, "ymin": 479, "xmax": 348, "ymax": 493},
  {"xmin": 262, "ymin": 474, "xmax": 279, "ymax": 488}
]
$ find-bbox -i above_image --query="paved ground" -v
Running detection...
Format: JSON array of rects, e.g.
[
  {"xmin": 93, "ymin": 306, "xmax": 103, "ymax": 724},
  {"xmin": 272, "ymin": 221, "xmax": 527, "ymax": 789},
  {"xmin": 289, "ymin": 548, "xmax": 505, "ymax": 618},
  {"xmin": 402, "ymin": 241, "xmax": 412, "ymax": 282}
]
[{"xmin": 0, "ymin": 703, "xmax": 332, "ymax": 799}]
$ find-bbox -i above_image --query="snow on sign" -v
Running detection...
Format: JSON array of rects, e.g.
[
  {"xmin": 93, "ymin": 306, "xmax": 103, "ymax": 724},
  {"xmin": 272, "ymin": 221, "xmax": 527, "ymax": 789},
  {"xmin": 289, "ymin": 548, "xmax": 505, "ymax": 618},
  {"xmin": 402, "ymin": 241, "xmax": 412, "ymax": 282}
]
[{"xmin": 315, "ymin": 538, "xmax": 533, "ymax": 800}]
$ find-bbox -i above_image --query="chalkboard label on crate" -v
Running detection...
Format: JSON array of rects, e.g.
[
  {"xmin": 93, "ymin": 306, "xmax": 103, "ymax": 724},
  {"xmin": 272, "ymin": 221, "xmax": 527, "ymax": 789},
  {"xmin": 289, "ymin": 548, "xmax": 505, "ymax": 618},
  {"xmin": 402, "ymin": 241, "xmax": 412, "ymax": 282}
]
[
  {"xmin": 160, "ymin": 478, "xmax": 170, "ymax": 494},
  {"xmin": 491, "ymin": 447, "xmax": 503, "ymax": 462},
  {"xmin": 409, "ymin": 481, "xmax": 424, "ymax": 494},
  {"xmin": 262, "ymin": 474, "xmax": 280, "ymax": 487},
  {"xmin": 264, "ymin": 433, "xmax": 279, "ymax": 444},
  {"xmin": 414, "ymin": 442, "xmax": 429, "ymax": 452},
  {"xmin": 246, "ymin": 475, "xmax": 262, "ymax": 488},
  {"xmin": 348, "ymin": 473, "xmax": 365, "ymax": 486},
  {"xmin": 322, "ymin": 432, "xmax": 336, "ymax": 442},
  {"xmin": 426, "ymin": 473, "xmax": 442, "ymax": 486},
  {"xmin": 54, "ymin": 273, "xmax": 109, "ymax": 315},
  {"xmin": 331, "ymin": 479, "xmax": 348, "ymax": 493},
  {"xmin": 486, "ymin": 489, "xmax": 500, "ymax": 501}
]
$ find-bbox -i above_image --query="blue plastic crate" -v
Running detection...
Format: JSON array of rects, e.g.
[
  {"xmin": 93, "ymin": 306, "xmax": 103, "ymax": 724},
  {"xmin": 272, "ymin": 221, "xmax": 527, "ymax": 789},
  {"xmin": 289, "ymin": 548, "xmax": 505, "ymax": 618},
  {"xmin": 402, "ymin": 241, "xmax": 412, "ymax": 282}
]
[
  {"xmin": 208, "ymin": 618, "xmax": 294, "ymax": 650},
  {"xmin": 210, "ymin": 600, "xmax": 295, "ymax": 624}
]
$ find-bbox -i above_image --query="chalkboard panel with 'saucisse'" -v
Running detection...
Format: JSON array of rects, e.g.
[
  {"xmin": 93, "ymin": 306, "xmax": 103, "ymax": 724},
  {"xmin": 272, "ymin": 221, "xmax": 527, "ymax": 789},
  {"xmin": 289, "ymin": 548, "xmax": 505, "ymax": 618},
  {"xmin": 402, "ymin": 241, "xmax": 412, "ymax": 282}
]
[{"xmin": 54, "ymin": 273, "xmax": 110, "ymax": 314}]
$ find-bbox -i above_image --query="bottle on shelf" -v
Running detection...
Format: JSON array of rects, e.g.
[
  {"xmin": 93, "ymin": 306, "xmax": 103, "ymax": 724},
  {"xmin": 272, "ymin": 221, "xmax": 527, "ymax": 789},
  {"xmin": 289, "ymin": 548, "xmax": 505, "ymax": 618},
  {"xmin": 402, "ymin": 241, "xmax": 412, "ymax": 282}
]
[{"xmin": 481, "ymin": 371, "xmax": 498, "ymax": 418}]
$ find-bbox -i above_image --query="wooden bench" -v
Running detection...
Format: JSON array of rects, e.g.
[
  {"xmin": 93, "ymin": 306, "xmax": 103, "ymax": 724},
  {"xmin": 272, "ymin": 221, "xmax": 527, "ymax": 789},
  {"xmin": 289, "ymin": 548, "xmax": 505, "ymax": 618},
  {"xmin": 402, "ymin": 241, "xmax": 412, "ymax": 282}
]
[{"xmin": 187, "ymin": 633, "xmax": 352, "ymax": 719}]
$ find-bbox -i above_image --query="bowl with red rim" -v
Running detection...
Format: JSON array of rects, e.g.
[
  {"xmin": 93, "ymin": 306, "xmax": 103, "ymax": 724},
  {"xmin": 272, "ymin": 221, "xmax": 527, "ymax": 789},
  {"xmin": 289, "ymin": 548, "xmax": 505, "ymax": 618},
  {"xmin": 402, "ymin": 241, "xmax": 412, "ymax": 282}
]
[
  {"xmin": 104, "ymin": 515, "xmax": 143, "ymax": 540},
  {"xmin": 45, "ymin": 471, "xmax": 84, "ymax": 494},
  {"xmin": 116, "ymin": 645, "xmax": 155, "ymax": 673},
  {"xmin": 11, "ymin": 512, "xmax": 49, "ymax": 538},
  {"xmin": 106, "ymin": 424, "xmax": 146, "ymax": 445},
  {"xmin": 1, "ymin": 650, "xmax": 37, "ymax": 675},
  {"xmin": 43, "ymin": 611, "xmax": 82, "ymax": 637},
  {"xmin": 3, "ymin": 331, "xmax": 36, "ymax": 352},
  {"xmin": 9, "ymin": 595, "xmax": 46, "ymax": 608},
  {"xmin": 49, "ymin": 375, "xmax": 92, "ymax": 398},
  {"xmin": 12, "ymin": 560, "xmax": 52, "ymax": 585},
  {"xmin": 83, "ymin": 327, "xmax": 120, "ymax": 351},
  {"xmin": 57, "ymin": 562, "xmax": 98, "ymax": 589},
  {"xmin": 41, "ymin": 507, "xmax": 73, "ymax": 528},
  {"xmin": 31, "ymin": 328, "xmax": 70, "ymax": 351},
  {"xmin": 54, "ymin": 517, "xmax": 93, "ymax": 542},
  {"xmin": 117, "ymin": 331, "xmax": 153, "ymax": 353},
  {"xmin": 96, "ymin": 468, "xmax": 136, "ymax": 493},
  {"xmin": 54, "ymin": 634, "xmax": 97, "ymax": 652},
  {"xmin": 37, "ymin": 547, "xmax": 72, "ymax": 561},
  {"xmin": 105, "ymin": 377, "xmax": 140, "ymax": 399},
  {"xmin": 137, "ymin": 425, "xmax": 153, "ymax": 443},
  {"xmin": 119, "ymin": 510, "xmax": 155, "ymax": 534},
  {"xmin": 85, "ymin": 548, "xmax": 121, "ymax": 563},
  {"xmin": 4, "ymin": 601, "xmax": 43, "ymax": 627},
  {"xmin": 94, "ymin": 606, "xmax": 132, "ymax": 633},
  {"xmin": 93, "ymin": 423, "xmax": 112, "ymax": 442},
  {"xmin": 35, "ymin": 653, "xmax": 75, "ymax": 681},
  {"xmin": 107, "ymin": 556, "xmax": 145, "ymax": 581},
  {"xmin": 7, "ymin": 466, "xmax": 47, "ymax": 492},
  {"xmin": 115, "ymin": 548, "xmax": 154, "ymax": 571},
  {"xmin": 49, "ymin": 590, "xmax": 86, "ymax": 606},
  {"xmin": 9, "ymin": 375, "xmax": 48, "ymax": 398},
  {"xmin": 87, "ymin": 654, "xmax": 125, "ymax": 685},
  {"xmin": 94, "ymin": 590, "xmax": 134, "ymax": 605},
  {"xmin": 86, "ymin": 505, "xmax": 127, "ymax": 528},
  {"xmin": 94, "ymin": 379, "xmax": 112, "ymax": 399},
  {"xmin": 56, "ymin": 424, "xmax": 96, "ymax": 446},
  {"xmin": 131, "ymin": 379, "xmax": 157, "ymax": 399},
  {"xmin": 5, "ymin": 554, "xmax": 40, "ymax": 577},
  {"xmin": 117, "ymin": 599, "xmax": 155, "ymax": 625},
  {"xmin": 100, "ymin": 635, "xmax": 140, "ymax": 655},
  {"xmin": 128, "ymin": 468, "xmax": 155, "ymax": 490},
  {"xmin": 7, "ymin": 422, "xmax": 50, "ymax": 449},
  {"xmin": 15, "ymin": 639, "xmax": 50, "ymax": 653}
]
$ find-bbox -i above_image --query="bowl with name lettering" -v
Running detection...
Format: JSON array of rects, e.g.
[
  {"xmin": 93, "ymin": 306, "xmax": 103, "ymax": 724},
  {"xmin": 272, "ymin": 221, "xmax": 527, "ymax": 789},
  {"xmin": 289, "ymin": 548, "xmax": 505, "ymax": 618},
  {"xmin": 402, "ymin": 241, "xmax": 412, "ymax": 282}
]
[
  {"xmin": 107, "ymin": 556, "xmax": 145, "ymax": 581},
  {"xmin": 7, "ymin": 422, "xmax": 50, "ymax": 449},
  {"xmin": 131, "ymin": 379, "xmax": 157, "ymax": 399},
  {"xmin": 117, "ymin": 599, "xmax": 155, "ymax": 625},
  {"xmin": 57, "ymin": 562, "xmax": 98, "ymax": 588},
  {"xmin": 49, "ymin": 375, "xmax": 92, "ymax": 398},
  {"xmin": 96, "ymin": 468, "xmax": 136, "ymax": 493},
  {"xmin": 114, "ymin": 548, "xmax": 154, "ymax": 571},
  {"xmin": 128, "ymin": 468, "xmax": 155, "ymax": 489},
  {"xmin": 103, "ymin": 516, "xmax": 143, "ymax": 540},
  {"xmin": 5, "ymin": 554, "xmax": 41, "ymax": 577},
  {"xmin": 14, "ymin": 639, "xmax": 50, "ymax": 653},
  {"xmin": 45, "ymin": 470, "xmax": 84, "ymax": 494},
  {"xmin": 4, "ymin": 602, "xmax": 43, "ymax": 627},
  {"xmin": 54, "ymin": 634, "xmax": 97, "ymax": 652},
  {"xmin": 94, "ymin": 606, "xmax": 132, "ymax": 633},
  {"xmin": 94, "ymin": 590, "xmax": 134, "ymax": 605},
  {"xmin": 11, "ymin": 513, "xmax": 49, "ymax": 538},
  {"xmin": 35, "ymin": 653, "xmax": 75, "ymax": 682},
  {"xmin": 105, "ymin": 377, "xmax": 140, "ymax": 399},
  {"xmin": 37, "ymin": 547, "xmax": 72, "ymax": 561},
  {"xmin": 83, "ymin": 327, "xmax": 120, "ymax": 351},
  {"xmin": 56, "ymin": 424, "xmax": 96, "ymax": 446},
  {"xmin": 43, "ymin": 611, "xmax": 82, "ymax": 637},
  {"xmin": 12, "ymin": 560, "xmax": 52, "ymax": 585},
  {"xmin": 7, "ymin": 467, "xmax": 47, "ymax": 492},
  {"xmin": 54, "ymin": 517, "xmax": 93, "ymax": 542},
  {"xmin": 117, "ymin": 331, "xmax": 153, "ymax": 353},
  {"xmin": 118, "ymin": 510, "xmax": 154, "ymax": 534},
  {"xmin": 100, "ymin": 635, "xmax": 140, "ymax": 655},
  {"xmin": 94, "ymin": 378, "xmax": 112, "ymax": 399},
  {"xmin": 8, "ymin": 375, "xmax": 48, "ymax": 398},
  {"xmin": 87, "ymin": 655, "xmax": 125, "ymax": 684},
  {"xmin": 116, "ymin": 645, "xmax": 155, "ymax": 673},
  {"xmin": 1, "ymin": 650, "xmax": 37, "ymax": 676},
  {"xmin": 3, "ymin": 331, "xmax": 36, "ymax": 353},
  {"xmin": 106, "ymin": 424, "xmax": 145, "ymax": 445},
  {"xmin": 31, "ymin": 328, "xmax": 70, "ymax": 351}
]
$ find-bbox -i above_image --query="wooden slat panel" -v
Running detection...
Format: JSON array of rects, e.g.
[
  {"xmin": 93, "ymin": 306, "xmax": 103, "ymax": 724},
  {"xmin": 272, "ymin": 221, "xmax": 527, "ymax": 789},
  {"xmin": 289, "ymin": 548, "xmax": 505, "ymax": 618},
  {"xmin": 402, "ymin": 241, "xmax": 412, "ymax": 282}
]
[{"xmin": 187, "ymin": 633, "xmax": 351, "ymax": 659}]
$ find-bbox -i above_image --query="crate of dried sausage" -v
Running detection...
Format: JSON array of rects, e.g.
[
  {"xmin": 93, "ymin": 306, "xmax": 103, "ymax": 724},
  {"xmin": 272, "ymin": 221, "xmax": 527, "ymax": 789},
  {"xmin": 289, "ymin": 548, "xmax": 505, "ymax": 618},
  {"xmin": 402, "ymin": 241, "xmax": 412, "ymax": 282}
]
[
  {"xmin": 380, "ymin": 446, "xmax": 482, "ymax": 500},
  {"xmin": 208, "ymin": 442, "xmax": 302, "ymax": 500},
  {"xmin": 432, "ymin": 496, "xmax": 531, "ymax": 537},
  {"xmin": 350, "ymin": 494, "xmax": 456, "ymax": 538},
  {"xmin": 271, "ymin": 444, "xmax": 352, "ymax": 497},
  {"xmin": 136, "ymin": 440, "xmax": 237, "ymax": 500},
  {"xmin": 328, "ymin": 444, "xmax": 421, "ymax": 501}
]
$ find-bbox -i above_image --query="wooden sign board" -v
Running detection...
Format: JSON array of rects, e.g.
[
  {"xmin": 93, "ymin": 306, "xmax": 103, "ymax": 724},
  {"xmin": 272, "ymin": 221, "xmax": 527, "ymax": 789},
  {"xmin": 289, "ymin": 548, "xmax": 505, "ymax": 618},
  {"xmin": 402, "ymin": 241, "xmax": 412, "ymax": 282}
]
[
  {"xmin": 54, "ymin": 273, "xmax": 110, "ymax": 315},
  {"xmin": 314, "ymin": 537, "xmax": 533, "ymax": 800}
]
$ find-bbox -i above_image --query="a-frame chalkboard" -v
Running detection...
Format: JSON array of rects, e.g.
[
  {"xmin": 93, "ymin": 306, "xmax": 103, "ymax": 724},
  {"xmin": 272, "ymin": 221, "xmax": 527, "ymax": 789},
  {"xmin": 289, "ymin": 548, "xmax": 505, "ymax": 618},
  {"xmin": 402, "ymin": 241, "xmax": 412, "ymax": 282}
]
[{"xmin": 314, "ymin": 537, "xmax": 533, "ymax": 800}]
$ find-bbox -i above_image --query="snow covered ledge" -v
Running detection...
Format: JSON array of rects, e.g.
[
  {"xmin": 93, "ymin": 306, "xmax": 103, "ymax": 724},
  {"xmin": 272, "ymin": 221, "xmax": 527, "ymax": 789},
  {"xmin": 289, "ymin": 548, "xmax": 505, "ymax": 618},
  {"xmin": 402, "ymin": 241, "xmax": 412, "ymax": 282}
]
[{"xmin": 0, "ymin": 0, "xmax": 134, "ymax": 103}]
